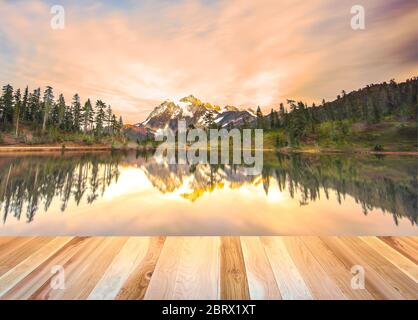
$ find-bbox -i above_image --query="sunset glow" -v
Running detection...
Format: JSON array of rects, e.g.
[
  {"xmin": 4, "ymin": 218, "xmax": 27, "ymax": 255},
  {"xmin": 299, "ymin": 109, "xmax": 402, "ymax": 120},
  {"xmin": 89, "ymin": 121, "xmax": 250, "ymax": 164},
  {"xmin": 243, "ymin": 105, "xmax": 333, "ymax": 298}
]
[{"xmin": 0, "ymin": 0, "xmax": 416, "ymax": 123}]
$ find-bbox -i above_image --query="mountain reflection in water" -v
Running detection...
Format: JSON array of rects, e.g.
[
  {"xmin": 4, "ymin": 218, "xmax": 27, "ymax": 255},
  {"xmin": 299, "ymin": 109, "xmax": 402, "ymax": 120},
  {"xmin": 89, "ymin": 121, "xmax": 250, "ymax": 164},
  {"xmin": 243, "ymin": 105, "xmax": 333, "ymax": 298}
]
[{"xmin": 0, "ymin": 151, "xmax": 416, "ymax": 235}]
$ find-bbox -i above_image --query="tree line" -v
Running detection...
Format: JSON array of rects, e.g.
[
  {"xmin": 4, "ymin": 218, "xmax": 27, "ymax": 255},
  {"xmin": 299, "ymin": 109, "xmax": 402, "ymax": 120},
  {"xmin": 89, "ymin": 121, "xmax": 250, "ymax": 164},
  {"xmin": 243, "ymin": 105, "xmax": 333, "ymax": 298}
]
[
  {"xmin": 0, "ymin": 84, "xmax": 124, "ymax": 139},
  {"xmin": 255, "ymin": 77, "xmax": 417, "ymax": 146}
]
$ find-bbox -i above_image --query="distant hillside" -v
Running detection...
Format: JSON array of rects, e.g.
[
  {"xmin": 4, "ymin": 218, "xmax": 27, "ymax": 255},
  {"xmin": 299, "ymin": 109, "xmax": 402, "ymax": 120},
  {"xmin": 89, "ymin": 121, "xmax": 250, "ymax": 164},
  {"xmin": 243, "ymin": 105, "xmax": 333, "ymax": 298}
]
[{"xmin": 263, "ymin": 77, "xmax": 417, "ymax": 150}]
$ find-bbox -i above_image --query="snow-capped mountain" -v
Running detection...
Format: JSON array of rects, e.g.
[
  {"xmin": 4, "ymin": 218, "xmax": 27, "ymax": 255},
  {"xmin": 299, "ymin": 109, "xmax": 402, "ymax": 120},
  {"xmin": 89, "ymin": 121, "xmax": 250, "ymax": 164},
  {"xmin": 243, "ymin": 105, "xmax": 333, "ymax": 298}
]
[{"xmin": 138, "ymin": 95, "xmax": 256, "ymax": 130}]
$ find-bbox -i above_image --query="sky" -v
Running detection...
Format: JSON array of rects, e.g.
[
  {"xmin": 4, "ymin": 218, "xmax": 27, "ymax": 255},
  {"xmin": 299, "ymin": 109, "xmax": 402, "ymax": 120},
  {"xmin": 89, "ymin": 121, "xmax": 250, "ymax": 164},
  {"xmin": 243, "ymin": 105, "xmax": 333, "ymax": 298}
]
[{"xmin": 0, "ymin": 0, "xmax": 416, "ymax": 123}]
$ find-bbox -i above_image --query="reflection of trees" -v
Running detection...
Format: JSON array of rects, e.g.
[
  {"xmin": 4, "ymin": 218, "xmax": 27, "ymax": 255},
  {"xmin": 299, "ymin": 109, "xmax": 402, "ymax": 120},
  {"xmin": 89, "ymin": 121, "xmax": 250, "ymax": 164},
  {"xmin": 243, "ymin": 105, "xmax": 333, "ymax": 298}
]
[
  {"xmin": 0, "ymin": 151, "xmax": 416, "ymax": 227},
  {"xmin": 265, "ymin": 153, "xmax": 417, "ymax": 226},
  {"xmin": 140, "ymin": 152, "xmax": 417, "ymax": 226},
  {"xmin": 0, "ymin": 153, "xmax": 121, "ymax": 223}
]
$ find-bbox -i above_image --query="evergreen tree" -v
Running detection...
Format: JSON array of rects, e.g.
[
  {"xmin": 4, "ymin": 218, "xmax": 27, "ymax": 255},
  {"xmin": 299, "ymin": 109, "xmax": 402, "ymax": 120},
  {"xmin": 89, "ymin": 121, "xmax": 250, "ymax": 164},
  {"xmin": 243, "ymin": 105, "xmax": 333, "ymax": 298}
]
[
  {"xmin": 111, "ymin": 114, "xmax": 118, "ymax": 135},
  {"xmin": 42, "ymin": 86, "xmax": 54, "ymax": 132},
  {"xmin": 56, "ymin": 94, "xmax": 66, "ymax": 129},
  {"xmin": 82, "ymin": 99, "xmax": 94, "ymax": 132},
  {"xmin": 118, "ymin": 116, "xmax": 124, "ymax": 136},
  {"xmin": 14, "ymin": 88, "xmax": 22, "ymax": 136},
  {"xmin": 27, "ymin": 88, "xmax": 41, "ymax": 124},
  {"xmin": 269, "ymin": 109, "xmax": 275, "ymax": 129},
  {"xmin": 107, "ymin": 105, "xmax": 113, "ymax": 132},
  {"xmin": 72, "ymin": 94, "xmax": 82, "ymax": 132},
  {"xmin": 256, "ymin": 106, "xmax": 264, "ymax": 129},
  {"xmin": 1, "ymin": 84, "xmax": 14, "ymax": 128},
  {"xmin": 63, "ymin": 103, "xmax": 73, "ymax": 131},
  {"xmin": 95, "ymin": 100, "xmax": 106, "ymax": 136},
  {"xmin": 21, "ymin": 86, "xmax": 29, "ymax": 121}
]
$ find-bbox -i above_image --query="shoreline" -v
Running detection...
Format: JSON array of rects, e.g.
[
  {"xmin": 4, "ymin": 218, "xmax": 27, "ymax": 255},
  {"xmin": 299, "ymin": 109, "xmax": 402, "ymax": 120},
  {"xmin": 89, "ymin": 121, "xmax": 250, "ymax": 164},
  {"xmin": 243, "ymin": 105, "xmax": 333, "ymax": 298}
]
[{"xmin": 0, "ymin": 144, "xmax": 417, "ymax": 155}]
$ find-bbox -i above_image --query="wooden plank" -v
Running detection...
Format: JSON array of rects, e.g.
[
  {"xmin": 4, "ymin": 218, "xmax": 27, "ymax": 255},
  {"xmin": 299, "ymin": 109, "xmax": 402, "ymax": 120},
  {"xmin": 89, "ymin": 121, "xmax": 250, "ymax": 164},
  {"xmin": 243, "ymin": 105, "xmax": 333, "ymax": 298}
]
[
  {"xmin": 378, "ymin": 237, "xmax": 418, "ymax": 264},
  {"xmin": 172, "ymin": 237, "xmax": 220, "ymax": 300},
  {"xmin": 57, "ymin": 237, "xmax": 127, "ymax": 299},
  {"xmin": 0, "ymin": 237, "xmax": 52, "ymax": 276},
  {"xmin": 300, "ymin": 237, "xmax": 374, "ymax": 300},
  {"xmin": 0, "ymin": 237, "xmax": 17, "ymax": 249},
  {"xmin": 88, "ymin": 237, "xmax": 151, "ymax": 300},
  {"xmin": 144, "ymin": 237, "xmax": 185, "ymax": 300},
  {"xmin": 1, "ymin": 237, "xmax": 93, "ymax": 300},
  {"xmin": 0, "ymin": 237, "xmax": 72, "ymax": 296},
  {"xmin": 220, "ymin": 237, "xmax": 250, "ymax": 300},
  {"xmin": 27, "ymin": 237, "xmax": 127, "ymax": 300},
  {"xmin": 320, "ymin": 237, "xmax": 407, "ymax": 300},
  {"xmin": 283, "ymin": 237, "xmax": 346, "ymax": 300},
  {"xmin": 360, "ymin": 237, "xmax": 418, "ymax": 283},
  {"xmin": 116, "ymin": 237, "xmax": 166, "ymax": 300},
  {"xmin": 339, "ymin": 237, "xmax": 417, "ymax": 300},
  {"xmin": 0, "ymin": 237, "xmax": 36, "ymax": 275},
  {"xmin": 240, "ymin": 237, "xmax": 281, "ymax": 300},
  {"xmin": 260, "ymin": 237, "xmax": 312, "ymax": 300}
]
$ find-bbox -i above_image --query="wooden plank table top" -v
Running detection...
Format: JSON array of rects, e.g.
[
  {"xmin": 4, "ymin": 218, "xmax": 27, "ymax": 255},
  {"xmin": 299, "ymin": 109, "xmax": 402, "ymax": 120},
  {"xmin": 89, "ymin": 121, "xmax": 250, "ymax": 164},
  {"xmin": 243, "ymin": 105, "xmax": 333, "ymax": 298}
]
[{"xmin": 0, "ymin": 236, "xmax": 416, "ymax": 300}]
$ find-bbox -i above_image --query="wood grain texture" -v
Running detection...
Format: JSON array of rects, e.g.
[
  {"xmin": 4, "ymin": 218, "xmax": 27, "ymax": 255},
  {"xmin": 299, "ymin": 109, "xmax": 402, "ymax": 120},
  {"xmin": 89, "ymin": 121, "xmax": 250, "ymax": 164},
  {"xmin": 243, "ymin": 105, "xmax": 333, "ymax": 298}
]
[
  {"xmin": 116, "ymin": 237, "xmax": 165, "ymax": 300},
  {"xmin": 283, "ymin": 237, "xmax": 346, "ymax": 300},
  {"xmin": 0, "ymin": 236, "xmax": 416, "ymax": 300},
  {"xmin": 241, "ymin": 237, "xmax": 281, "ymax": 300},
  {"xmin": 320, "ymin": 237, "xmax": 408, "ymax": 300},
  {"xmin": 360, "ymin": 237, "xmax": 418, "ymax": 283},
  {"xmin": 2, "ymin": 237, "xmax": 92, "ymax": 300},
  {"xmin": 261, "ymin": 237, "xmax": 312, "ymax": 300},
  {"xmin": 172, "ymin": 237, "xmax": 220, "ymax": 300},
  {"xmin": 220, "ymin": 237, "xmax": 250, "ymax": 300},
  {"xmin": 88, "ymin": 237, "xmax": 151, "ymax": 300},
  {"xmin": 0, "ymin": 237, "xmax": 72, "ymax": 297},
  {"xmin": 144, "ymin": 237, "xmax": 185, "ymax": 300},
  {"xmin": 339, "ymin": 237, "xmax": 417, "ymax": 300},
  {"xmin": 378, "ymin": 237, "xmax": 418, "ymax": 264},
  {"xmin": 300, "ymin": 236, "xmax": 374, "ymax": 300}
]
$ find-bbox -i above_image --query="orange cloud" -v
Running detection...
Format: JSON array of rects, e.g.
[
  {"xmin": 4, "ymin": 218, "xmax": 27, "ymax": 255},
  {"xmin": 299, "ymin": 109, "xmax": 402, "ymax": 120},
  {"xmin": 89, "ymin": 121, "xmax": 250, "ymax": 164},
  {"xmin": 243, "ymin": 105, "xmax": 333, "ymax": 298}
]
[{"xmin": 0, "ymin": 0, "xmax": 416, "ymax": 123}]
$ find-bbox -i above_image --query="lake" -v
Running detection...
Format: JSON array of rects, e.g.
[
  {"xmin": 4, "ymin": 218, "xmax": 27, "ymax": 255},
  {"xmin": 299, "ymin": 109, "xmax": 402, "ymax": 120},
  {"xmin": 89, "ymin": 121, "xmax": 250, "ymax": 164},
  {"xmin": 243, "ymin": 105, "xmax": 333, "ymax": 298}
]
[{"xmin": 0, "ymin": 151, "xmax": 416, "ymax": 235}]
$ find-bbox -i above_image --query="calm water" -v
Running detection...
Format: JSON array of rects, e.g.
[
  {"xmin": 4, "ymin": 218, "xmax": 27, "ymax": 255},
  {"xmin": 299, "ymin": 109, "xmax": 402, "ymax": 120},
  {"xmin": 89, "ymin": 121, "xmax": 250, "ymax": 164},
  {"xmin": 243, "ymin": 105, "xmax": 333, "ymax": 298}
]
[{"xmin": 0, "ymin": 151, "xmax": 416, "ymax": 236}]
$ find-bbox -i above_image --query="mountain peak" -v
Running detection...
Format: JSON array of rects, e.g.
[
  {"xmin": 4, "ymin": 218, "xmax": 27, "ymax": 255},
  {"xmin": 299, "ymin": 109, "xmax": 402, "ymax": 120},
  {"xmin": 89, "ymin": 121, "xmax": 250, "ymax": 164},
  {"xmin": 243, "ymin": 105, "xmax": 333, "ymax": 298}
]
[
  {"xmin": 180, "ymin": 95, "xmax": 202, "ymax": 105},
  {"xmin": 141, "ymin": 96, "xmax": 256, "ymax": 130}
]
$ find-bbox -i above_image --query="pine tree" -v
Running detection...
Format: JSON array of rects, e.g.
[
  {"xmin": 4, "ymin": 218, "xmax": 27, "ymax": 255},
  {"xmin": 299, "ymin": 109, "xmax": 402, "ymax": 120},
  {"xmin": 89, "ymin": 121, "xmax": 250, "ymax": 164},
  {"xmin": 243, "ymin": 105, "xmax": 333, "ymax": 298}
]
[
  {"xmin": 82, "ymin": 99, "xmax": 94, "ymax": 132},
  {"xmin": 269, "ymin": 109, "xmax": 275, "ymax": 129},
  {"xmin": 95, "ymin": 100, "xmax": 106, "ymax": 136},
  {"xmin": 27, "ymin": 88, "xmax": 41, "ymax": 124},
  {"xmin": 1, "ymin": 84, "xmax": 14, "ymax": 128},
  {"xmin": 14, "ymin": 89, "xmax": 22, "ymax": 136},
  {"xmin": 256, "ymin": 106, "xmax": 264, "ymax": 129},
  {"xmin": 107, "ymin": 105, "xmax": 112, "ymax": 132},
  {"xmin": 56, "ymin": 94, "xmax": 66, "ymax": 129},
  {"xmin": 118, "ymin": 116, "xmax": 124, "ymax": 136},
  {"xmin": 72, "ymin": 94, "xmax": 82, "ymax": 132},
  {"xmin": 42, "ymin": 86, "xmax": 54, "ymax": 132},
  {"xmin": 63, "ymin": 103, "xmax": 73, "ymax": 132},
  {"xmin": 21, "ymin": 86, "xmax": 29, "ymax": 121},
  {"xmin": 111, "ymin": 114, "xmax": 118, "ymax": 135}
]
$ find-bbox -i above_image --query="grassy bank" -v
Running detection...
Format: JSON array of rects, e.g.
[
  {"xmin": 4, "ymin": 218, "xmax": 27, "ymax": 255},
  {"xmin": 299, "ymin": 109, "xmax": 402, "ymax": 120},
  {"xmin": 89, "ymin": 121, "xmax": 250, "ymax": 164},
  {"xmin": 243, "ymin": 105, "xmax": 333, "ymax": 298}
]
[{"xmin": 263, "ymin": 119, "xmax": 417, "ymax": 153}]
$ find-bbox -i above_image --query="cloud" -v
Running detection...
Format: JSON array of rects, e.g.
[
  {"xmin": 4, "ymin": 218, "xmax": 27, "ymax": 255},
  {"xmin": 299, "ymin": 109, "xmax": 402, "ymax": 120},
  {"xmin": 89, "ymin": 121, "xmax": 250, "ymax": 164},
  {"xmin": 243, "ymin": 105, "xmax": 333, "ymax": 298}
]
[{"xmin": 0, "ymin": 0, "xmax": 416, "ymax": 123}]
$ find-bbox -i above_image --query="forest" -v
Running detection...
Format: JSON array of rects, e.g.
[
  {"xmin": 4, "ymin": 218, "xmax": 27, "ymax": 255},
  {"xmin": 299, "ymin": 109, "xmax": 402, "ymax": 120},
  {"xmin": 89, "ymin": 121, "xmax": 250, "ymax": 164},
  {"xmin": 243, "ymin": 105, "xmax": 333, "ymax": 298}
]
[
  {"xmin": 258, "ymin": 77, "xmax": 417, "ymax": 150},
  {"xmin": 0, "ymin": 84, "xmax": 125, "ymax": 145}
]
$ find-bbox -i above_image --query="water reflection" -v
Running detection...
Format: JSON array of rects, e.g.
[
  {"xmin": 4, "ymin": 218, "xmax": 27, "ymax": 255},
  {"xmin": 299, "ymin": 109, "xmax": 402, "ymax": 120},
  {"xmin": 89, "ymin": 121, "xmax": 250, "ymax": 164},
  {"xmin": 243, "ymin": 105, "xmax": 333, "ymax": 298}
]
[{"xmin": 0, "ymin": 151, "xmax": 416, "ymax": 235}]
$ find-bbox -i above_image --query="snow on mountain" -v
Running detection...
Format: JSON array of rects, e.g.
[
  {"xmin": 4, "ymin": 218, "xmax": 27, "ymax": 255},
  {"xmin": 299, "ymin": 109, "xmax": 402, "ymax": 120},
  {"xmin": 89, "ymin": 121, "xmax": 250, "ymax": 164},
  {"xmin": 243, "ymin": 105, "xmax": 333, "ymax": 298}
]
[{"xmin": 140, "ymin": 95, "xmax": 256, "ymax": 130}]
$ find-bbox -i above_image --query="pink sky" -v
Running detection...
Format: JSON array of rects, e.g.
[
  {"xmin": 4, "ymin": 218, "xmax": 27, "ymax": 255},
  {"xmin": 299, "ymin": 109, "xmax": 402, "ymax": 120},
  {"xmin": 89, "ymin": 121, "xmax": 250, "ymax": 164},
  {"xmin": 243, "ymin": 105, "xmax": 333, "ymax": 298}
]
[{"xmin": 0, "ymin": 0, "xmax": 416, "ymax": 123}]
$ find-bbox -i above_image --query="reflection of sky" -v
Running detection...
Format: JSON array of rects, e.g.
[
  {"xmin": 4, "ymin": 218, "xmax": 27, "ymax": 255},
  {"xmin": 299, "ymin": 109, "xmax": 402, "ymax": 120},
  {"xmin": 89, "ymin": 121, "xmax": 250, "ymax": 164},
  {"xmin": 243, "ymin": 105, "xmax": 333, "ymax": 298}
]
[
  {"xmin": 1, "ymin": 166, "xmax": 416, "ymax": 236},
  {"xmin": 0, "ymin": 0, "xmax": 416, "ymax": 123}
]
